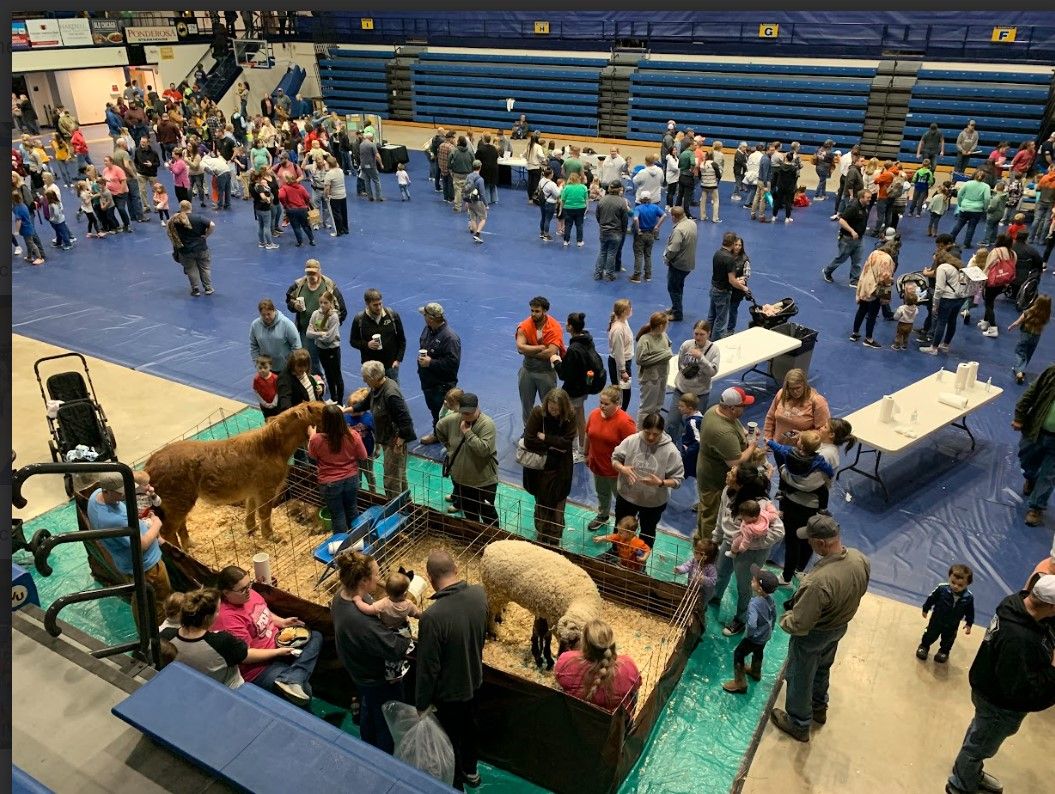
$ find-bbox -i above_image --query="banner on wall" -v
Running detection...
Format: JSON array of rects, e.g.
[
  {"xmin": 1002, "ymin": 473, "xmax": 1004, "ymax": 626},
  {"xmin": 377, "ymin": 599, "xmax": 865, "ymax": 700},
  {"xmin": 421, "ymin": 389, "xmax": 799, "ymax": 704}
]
[
  {"xmin": 27, "ymin": 18, "xmax": 63, "ymax": 48},
  {"xmin": 90, "ymin": 19, "xmax": 125, "ymax": 46},
  {"xmin": 58, "ymin": 18, "xmax": 93, "ymax": 47},
  {"xmin": 124, "ymin": 25, "xmax": 179, "ymax": 44},
  {"xmin": 12, "ymin": 20, "xmax": 30, "ymax": 50}
]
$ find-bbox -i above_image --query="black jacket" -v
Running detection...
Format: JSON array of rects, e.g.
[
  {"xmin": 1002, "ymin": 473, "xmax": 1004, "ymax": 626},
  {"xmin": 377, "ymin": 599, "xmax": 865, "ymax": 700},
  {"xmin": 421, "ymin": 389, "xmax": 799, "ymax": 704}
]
[
  {"xmin": 772, "ymin": 160, "xmax": 798, "ymax": 194},
  {"xmin": 356, "ymin": 378, "xmax": 415, "ymax": 445},
  {"xmin": 417, "ymin": 321, "xmax": 461, "ymax": 390},
  {"xmin": 349, "ymin": 307, "xmax": 407, "ymax": 368},
  {"xmin": 923, "ymin": 583, "xmax": 975, "ymax": 628},
  {"xmin": 476, "ymin": 143, "xmax": 499, "ymax": 184},
  {"xmin": 276, "ymin": 369, "xmax": 323, "ymax": 411},
  {"xmin": 969, "ymin": 592, "xmax": 1055, "ymax": 713},
  {"xmin": 134, "ymin": 145, "xmax": 160, "ymax": 178},
  {"xmin": 844, "ymin": 165, "xmax": 864, "ymax": 197},
  {"xmin": 554, "ymin": 333, "xmax": 600, "ymax": 399},
  {"xmin": 331, "ymin": 592, "xmax": 412, "ymax": 687},
  {"xmin": 415, "ymin": 581, "xmax": 488, "ymax": 709}
]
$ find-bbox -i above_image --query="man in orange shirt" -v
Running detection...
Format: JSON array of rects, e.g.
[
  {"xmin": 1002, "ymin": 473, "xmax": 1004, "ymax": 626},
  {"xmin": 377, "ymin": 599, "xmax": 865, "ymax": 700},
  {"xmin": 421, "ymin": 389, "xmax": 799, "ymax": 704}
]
[
  {"xmin": 870, "ymin": 161, "xmax": 897, "ymax": 236},
  {"xmin": 514, "ymin": 296, "xmax": 565, "ymax": 425}
]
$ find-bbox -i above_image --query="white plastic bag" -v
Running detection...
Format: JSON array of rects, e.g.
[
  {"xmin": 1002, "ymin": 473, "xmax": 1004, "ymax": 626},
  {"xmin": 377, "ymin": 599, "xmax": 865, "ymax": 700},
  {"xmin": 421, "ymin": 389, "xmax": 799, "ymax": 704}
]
[{"xmin": 382, "ymin": 702, "xmax": 455, "ymax": 785}]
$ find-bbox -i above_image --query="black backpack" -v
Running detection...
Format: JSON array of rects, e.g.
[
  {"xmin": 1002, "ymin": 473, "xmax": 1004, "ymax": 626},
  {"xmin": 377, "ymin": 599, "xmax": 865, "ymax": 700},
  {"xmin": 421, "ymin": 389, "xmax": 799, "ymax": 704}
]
[
  {"xmin": 532, "ymin": 178, "xmax": 549, "ymax": 207},
  {"xmin": 583, "ymin": 346, "xmax": 607, "ymax": 394}
]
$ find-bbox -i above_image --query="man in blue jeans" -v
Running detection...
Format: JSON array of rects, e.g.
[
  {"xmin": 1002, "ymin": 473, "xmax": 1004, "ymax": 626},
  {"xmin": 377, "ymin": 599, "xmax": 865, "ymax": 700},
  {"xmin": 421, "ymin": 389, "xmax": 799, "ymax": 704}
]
[
  {"xmin": 707, "ymin": 231, "xmax": 745, "ymax": 339},
  {"xmin": 771, "ymin": 514, "xmax": 870, "ymax": 742},
  {"xmin": 822, "ymin": 189, "xmax": 871, "ymax": 287},
  {"xmin": 945, "ymin": 577, "xmax": 1055, "ymax": 794},
  {"xmin": 663, "ymin": 207, "xmax": 697, "ymax": 322},
  {"xmin": 594, "ymin": 182, "xmax": 630, "ymax": 281}
]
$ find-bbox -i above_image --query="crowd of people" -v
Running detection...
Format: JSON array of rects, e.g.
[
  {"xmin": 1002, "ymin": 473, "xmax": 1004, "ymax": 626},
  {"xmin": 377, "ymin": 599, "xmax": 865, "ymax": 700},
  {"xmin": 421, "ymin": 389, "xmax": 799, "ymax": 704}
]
[{"xmin": 30, "ymin": 86, "xmax": 1055, "ymax": 790}]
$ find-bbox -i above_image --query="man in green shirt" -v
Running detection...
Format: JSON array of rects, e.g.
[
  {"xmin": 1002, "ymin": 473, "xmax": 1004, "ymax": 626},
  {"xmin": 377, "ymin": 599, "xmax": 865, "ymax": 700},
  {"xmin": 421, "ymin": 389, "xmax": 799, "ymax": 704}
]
[
  {"xmin": 677, "ymin": 140, "xmax": 698, "ymax": 220},
  {"xmin": 562, "ymin": 146, "xmax": 583, "ymax": 178},
  {"xmin": 695, "ymin": 387, "xmax": 758, "ymax": 540},
  {"xmin": 1014, "ymin": 363, "xmax": 1055, "ymax": 526},
  {"xmin": 949, "ymin": 173, "xmax": 991, "ymax": 248}
]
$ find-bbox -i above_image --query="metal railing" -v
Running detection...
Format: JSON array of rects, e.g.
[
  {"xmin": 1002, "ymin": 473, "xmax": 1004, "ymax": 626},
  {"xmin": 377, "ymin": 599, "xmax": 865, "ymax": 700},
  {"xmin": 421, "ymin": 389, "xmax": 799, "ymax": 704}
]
[{"xmin": 12, "ymin": 461, "xmax": 161, "ymax": 668}]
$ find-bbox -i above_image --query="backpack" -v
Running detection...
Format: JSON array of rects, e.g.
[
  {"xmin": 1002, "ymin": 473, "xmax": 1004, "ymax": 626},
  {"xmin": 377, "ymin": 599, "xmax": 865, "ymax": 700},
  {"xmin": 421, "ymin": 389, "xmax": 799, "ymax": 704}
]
[
  {"xmin": 986, "ymin": 253, "xmax": 1016, "ymax": 288},
  {"xmin": 583, "ymin": 346, "xmax": 607, "ymax": 394},
  {"xmin": 886, "ymin": 178, "xmax": 905, "ymax": 201},
  {"xmin": 532, "ymin": 178, "xmax": 548, "ymax": 207}
]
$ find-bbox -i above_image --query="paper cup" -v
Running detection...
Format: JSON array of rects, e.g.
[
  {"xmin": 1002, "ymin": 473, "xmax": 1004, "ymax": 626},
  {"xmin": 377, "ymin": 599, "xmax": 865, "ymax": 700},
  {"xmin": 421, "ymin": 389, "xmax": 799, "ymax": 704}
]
[{"xmin": 252, "ymin": 552, "xmax": 271, "ymax": 584}]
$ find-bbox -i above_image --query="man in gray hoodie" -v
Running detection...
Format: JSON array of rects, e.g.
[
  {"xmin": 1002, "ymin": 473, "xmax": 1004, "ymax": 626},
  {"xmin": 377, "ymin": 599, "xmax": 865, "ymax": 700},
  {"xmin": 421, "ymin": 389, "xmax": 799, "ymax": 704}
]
[{"xmin": 663, "ymin": 207, "xmax": 698, "ymax": 322}]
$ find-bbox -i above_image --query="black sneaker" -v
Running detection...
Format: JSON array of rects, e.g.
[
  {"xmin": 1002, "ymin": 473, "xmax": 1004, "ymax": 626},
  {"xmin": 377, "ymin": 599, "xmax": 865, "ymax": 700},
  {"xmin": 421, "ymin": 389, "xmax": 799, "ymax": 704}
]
[
  {"xmin": 821, "ymin": 270, "xmax": 834, "ymax": 283},
  {"xmin": 934, "ymin": 651, "xmax": 949, "ymax": 664},
  {"xmin": 862, "ymin": 338, "xmax": 881, "ymax": 349},
  {"xmin": 721, "ymin": 620, "xmax": 745, "ymax": 637},
  {"xmin": 916, "ymin": 645, "xmax": 928, "ymax": 660},
  {"xmin": 849, "ymin": 332, "xmax": 861, "ymax": 342},
  {"xmin": 628, "ymin": 275, "xmax": 642, "ymax": 284}
]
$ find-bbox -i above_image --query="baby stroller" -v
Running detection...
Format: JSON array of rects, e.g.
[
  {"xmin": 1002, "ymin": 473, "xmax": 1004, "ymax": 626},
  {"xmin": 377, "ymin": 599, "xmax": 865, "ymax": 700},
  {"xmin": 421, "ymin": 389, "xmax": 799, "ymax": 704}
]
[
  {"xmin": 34, "ymin": 353, "xmax": 118, "ymax": 496},
  {"xmin": 748, "ymin": 296, "xmax": 798, "ymax": 329}
]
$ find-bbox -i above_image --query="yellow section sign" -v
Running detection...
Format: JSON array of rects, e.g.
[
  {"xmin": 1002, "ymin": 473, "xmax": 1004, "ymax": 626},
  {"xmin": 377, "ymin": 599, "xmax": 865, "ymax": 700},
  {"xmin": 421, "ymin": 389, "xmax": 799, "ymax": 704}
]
[
  {"xmin": 360, "ymin": 18, "xmax": 374, "ymax": 31},
  {"xmin": 759, "ymin": 23, "xmax": 779, "ymax": 39},
  {"xmin": 534, "ymin": 21, "xmax": 550, "ymax": 35},
  {"xmin": 992, "ymin": 27, "xmax": 1017, "ymax": 42},
  {"xmin": 159, "ymin": 46, "xmax": 174, "ymax": 60}
]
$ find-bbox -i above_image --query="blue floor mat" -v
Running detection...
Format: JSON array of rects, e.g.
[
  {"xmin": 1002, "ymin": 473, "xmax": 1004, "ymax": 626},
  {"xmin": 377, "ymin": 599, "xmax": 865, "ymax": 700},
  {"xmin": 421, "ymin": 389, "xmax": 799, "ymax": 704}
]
[{"xmin": 14, "ymin": 128, "xmax": 1053, "ymax": 623}]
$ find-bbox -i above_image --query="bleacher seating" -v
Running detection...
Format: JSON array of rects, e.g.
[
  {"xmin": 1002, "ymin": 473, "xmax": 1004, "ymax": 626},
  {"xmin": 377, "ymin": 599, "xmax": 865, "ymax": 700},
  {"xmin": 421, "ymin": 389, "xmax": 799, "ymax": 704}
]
[
  {"xmin": 900, "ymin": 67, "xmax": 1051, "ymax": 162},
  {"xmin": 628, "ymin": 60, "xmax": 876, "ymax": 150},
  {"xmin": 112, "ymin": 662, "xmax": 453, "ymax": 793},
  {"xmin": 319, "ymin": 47, "xmax": 395, "ymax": 116},
  {"xmin": 411, "ymin": 52, "xmax": 607, "ymax": 136}
]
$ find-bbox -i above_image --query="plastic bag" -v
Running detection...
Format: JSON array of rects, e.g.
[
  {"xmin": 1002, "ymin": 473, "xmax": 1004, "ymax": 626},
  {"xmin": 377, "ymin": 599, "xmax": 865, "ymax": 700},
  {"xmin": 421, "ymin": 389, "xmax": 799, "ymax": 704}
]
[{"xmin": 382, "ymin": 702, "xmax": 455, "ymax": 785}]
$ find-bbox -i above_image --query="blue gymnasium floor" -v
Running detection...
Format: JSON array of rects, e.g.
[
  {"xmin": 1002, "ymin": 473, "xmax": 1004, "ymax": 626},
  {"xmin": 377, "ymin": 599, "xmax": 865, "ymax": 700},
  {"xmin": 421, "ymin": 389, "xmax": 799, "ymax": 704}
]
[{"xmin": 12, "ymin": 130, "xmax": 1054, "ymax": 625}]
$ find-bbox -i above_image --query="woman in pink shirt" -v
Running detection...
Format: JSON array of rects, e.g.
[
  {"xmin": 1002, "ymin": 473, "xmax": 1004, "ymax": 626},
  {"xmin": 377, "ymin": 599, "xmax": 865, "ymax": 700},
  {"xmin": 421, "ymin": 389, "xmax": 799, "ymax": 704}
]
[
  {"xmin": 213, "ymin": 564, "xmax": 322, "ymax": 706},
  {"xmin": 554, "ymin": 619, "xmax": 641, "ymax": 712},
  {"xmin": 763, "ymin": 368, "xmax": 831, "ymax": 443},
  {"xmin": 169, "ymin": 147, "xmax": 190, "ymax": 203},
  {"xmin": 307, "ymin": 404, "xmax": 368, "ymax": 535},
  {"xmin": 101, "ymin": 155, "xmax": 131, "ymax": 231}
]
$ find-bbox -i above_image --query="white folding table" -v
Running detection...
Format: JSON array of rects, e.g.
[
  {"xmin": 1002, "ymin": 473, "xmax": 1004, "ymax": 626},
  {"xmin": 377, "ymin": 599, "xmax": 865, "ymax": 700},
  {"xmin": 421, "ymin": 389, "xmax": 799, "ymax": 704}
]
[
  {"xmin": 666, "ymin": 326, "xmax": 802, "ymax": 390},
  {"xmin": 835, "ymin": 371, "xmax": 1004, "ymax": 501},
  {"xmin": 497, "ymin": 157, "xmax": 528, "ymax": 189}
]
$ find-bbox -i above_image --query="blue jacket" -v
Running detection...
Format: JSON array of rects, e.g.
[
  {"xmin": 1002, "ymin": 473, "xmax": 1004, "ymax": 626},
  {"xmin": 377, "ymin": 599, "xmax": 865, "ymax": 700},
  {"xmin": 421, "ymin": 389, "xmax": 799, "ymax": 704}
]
[
  {"xmin": 746, "ymin": 594, "xmax": 776, "ymax": 644},
  {"xmin": 923, "ymin": 583, "xmax": 975, "ymax": 628},
  {"xmin": 105, "ymin": 108, "xmax": 123, "ymax": 136},
  {"xmin": 680, "ymin": 412, "xmax": 702, "ymax": 477},
  {"xmin": 418, "ymin": 321, "xmax": 461, "ymax": 389},
  {"xmin": 758, "ymin": 154, "xmax": 772, "ymax": 187}
]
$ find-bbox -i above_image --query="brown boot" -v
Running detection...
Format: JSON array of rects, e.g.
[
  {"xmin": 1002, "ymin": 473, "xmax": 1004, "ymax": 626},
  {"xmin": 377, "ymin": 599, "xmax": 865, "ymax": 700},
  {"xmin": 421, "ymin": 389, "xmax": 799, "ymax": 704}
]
[
  {"xmin": 747, "ymin": 658, "xmax": 763, "ymax": 681},
  {"xmin": 1025, "ymin": 508, "xmax": 1044, "ymax": 526},
  {"xmin": 722, "ymin": 663, "xmax": 748, "ymax": 694}
]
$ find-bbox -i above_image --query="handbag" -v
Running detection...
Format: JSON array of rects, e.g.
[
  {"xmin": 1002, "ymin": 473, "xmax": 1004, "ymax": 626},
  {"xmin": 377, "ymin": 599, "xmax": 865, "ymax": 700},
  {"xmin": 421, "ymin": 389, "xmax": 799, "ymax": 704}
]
[
  {"xmin": 515, "ymin": 438, "xmax": 547, "ymax": 470},
  {"xmin": 307, "ymin": 206, "xmax": 322, "ymax": 228}
]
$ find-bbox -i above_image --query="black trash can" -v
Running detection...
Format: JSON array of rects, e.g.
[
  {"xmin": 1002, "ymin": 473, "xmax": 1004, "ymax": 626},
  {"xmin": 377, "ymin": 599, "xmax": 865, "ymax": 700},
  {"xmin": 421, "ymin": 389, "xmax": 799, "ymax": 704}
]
[{"xmin": 769, "ymin": 322, "xmax": 818, "ymax": 383}]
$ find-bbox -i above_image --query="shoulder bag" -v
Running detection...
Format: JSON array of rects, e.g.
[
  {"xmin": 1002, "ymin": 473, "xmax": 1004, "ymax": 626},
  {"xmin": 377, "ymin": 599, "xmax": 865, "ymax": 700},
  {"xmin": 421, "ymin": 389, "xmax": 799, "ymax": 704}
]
[{"xmin": 515, "ymin": 437, "xmax": 547, "ymax": 470}]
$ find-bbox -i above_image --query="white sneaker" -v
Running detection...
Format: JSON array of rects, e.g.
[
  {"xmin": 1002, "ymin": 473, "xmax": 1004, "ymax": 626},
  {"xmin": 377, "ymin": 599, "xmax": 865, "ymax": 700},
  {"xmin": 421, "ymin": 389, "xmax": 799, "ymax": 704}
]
[
  {"xmin": 829, "ymin": 214, "xmax": 839, "ymax": 221},
  {"xmin": 784, "ymin": 217, "xmax": 793, "ymax": 223},
  {"xmin": 274, "ymin": 681, "xmax": 310, "ymax": 706},
  {"xmin": 919, "ymin": 345, "xmax": 939, "ymax": 355},
  {"xmin": 977, "ymin": 320, "xmax": 990, "ymax": 331},
  {"xmin": 13, "ymin": 246, "xmax": 22, "ymax": 256},
  {"xmin": 983, "ymin": 327, "xmax": 999, "ymax": 338}
]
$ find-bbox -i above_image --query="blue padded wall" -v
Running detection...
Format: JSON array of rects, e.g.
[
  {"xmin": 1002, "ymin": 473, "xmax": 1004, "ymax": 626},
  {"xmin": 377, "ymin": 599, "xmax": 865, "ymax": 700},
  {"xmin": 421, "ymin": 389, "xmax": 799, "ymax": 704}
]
[
  {"xmin": 319, "ymin": 47, "xmax": 393, "ymax": 116},
  {"xmin": 628, "ymin": 60, "xmax": 875, "ymax": 149},
  {"xmin": 411, "ymin": 52, "xmax": 606, "ymax": 136},
  {"xmin": 901, "ymin": 67, "xmax": 1052, "ymax": 161}
]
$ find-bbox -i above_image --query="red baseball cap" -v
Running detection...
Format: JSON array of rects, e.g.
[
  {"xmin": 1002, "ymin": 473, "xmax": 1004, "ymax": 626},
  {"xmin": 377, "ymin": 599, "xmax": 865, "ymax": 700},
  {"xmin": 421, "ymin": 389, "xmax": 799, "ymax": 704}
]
[{"xmin": 720, "ymin": 386, "xmax": 755, "ymax": 407}]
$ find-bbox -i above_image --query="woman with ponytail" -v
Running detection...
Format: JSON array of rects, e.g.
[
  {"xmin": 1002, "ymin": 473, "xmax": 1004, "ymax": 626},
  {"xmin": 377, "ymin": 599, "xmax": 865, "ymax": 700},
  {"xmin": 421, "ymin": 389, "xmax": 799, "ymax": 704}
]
[{"xmin": 554, "ymin": 619, "xmax": 641, "ymax": 712}]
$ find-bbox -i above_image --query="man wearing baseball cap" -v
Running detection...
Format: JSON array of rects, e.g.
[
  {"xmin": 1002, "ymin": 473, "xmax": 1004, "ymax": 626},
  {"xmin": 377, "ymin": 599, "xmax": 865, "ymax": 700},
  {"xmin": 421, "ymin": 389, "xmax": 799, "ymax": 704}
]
[
  {"xmin": 434, "ymin": 392, "xmax": 499, "ymax": 526},
  {"xmin": 630, "ymin": 190, "xmax": 666, "ymax": 284},
  {"xmin": 695, "ymin": 386, "xmax": 758, "ymax": 541},
  {"xmin": 417, "ymin": 302, "xmax": 461, "ymax": 444},
  {"xmin": 85, "ymin": 471, "xmax": 171, "ymax": 625},
  {"xmin": 771, "ymin": 512, "xmax": 870, "ymax": 742},
  {"xmin": 946, "ymin": 575, "xmax": 1055, "ymax": 794}
]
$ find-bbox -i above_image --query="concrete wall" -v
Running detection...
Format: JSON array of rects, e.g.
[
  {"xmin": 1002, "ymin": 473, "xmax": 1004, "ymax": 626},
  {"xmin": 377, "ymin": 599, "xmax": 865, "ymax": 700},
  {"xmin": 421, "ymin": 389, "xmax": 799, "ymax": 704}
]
[
  {"xmin": 146, "ymin": 43, "xmax": 211, "ymax": 91},
  {"xmin": 54, "ymin": 68, "xmax": 128, "ymax": 125}
]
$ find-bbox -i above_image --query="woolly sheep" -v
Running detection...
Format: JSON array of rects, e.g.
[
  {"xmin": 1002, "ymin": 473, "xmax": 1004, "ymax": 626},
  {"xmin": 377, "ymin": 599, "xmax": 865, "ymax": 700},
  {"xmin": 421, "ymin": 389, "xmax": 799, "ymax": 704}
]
[{"xmin": 480, "ymin": 540, "xmax": 603, "ymax": 653}]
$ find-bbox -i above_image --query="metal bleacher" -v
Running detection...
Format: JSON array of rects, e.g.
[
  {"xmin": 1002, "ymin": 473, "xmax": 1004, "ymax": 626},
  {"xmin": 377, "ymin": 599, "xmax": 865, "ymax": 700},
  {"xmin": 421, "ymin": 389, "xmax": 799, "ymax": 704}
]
[
  {"xmin": 900, "ymin": 67, "xmax": 1051, "ymax": 161},
  {"xmin": 410, "ymin": 52, "xmax": 607, "ymax": 136},
  {"xmin": 627, "ymin": 60, "xmax": 876, "ymax": 150},
  {"xmin": 318, "ymin": 47, "xmax": 395, "ymax": 116}
]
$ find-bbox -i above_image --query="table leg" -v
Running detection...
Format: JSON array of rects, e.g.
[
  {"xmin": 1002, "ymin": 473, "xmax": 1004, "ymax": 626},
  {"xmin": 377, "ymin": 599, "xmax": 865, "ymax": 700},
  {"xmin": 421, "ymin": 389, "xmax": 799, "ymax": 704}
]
[
  {"xmin": 951, "ymin": 415, "xmax": 976, "ymax": 450},
  {"xmin": 741, "ymin": 364, "xmax": 777, "ymax": 385},
  {"xmin": 835, "ymin": 443, "xmax": 890, "ymax": 501}
]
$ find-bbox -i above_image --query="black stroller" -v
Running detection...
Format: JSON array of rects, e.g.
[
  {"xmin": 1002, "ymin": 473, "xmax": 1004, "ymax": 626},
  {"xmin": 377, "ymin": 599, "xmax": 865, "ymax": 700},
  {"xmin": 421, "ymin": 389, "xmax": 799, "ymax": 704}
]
[
  {"xmin": 896, "ymin": 272, "xmax": 930, "ymax": 302},
  {"xmin": 748, "ymin": 296, "xmax": 798, "ymax": 329},
  {"xmin": 34, "ymin": 353, "xmax": 118, "ymax": 496}
]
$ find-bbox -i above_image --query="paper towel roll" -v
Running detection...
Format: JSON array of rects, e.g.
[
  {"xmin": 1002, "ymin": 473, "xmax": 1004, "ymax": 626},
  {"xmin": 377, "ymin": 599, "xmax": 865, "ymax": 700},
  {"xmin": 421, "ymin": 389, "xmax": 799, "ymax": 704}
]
[
  {"xmin": 966, "ymin": 361, "xmax": 979, "ymax": 389},
  {"xmin": 252, "ymin": 552, "xmax": 271, "ymax": 584},
  {"xmin": 954, "ymin": 363, "xmax": 970, "ymax": 393},
  {"xmin": 327, "ymin": 538, "xmax": 365, "ymax": 556},
  {"xmin": 938, "ymin": 392, "xmax": 968, "ymax": 409},
  {"xmin": 879, "ymin": 395, "xmax": 896, "ymax": 423}
]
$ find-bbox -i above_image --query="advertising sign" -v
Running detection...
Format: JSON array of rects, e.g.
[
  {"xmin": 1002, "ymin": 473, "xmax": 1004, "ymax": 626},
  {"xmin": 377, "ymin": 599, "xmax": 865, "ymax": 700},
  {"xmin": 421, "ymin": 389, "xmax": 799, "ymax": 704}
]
[
  {"xmin": 124, "ymin": 25, "xmax": 179, "ymax": 44},
  {"xmin": 90, "ymin": 18, "xmax": 125, "ymax": 46},
  {"xmin": 12, "ymin": 20, "xmax": 30, "ymax": 50},
  {"xmin": 27, "ymin": 18, "xmax": 62, "ymax": 48},
  {"xmin": 58, "ymin": 18, "xmax": 93, "ymax": 47}
]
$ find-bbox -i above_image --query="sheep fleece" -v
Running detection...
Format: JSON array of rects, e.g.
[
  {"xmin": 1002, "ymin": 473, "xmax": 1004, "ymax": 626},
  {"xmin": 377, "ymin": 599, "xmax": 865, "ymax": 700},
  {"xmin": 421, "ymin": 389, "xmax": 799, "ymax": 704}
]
[{"xmin": 481, "ymin": 540, "xmax": 603, "ymax": 629}]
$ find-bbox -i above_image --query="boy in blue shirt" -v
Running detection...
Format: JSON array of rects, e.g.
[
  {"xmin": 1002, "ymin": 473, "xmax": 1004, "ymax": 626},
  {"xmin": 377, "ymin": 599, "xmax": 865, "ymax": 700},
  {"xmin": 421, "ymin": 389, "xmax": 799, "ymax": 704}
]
[
  {"xmin": 12, "ymin": 191, "xmax": 46, "ymax": 265},
  {"xmin": 723, "ymin": 564, "xmax": 778, "ymax": 693},
  {"xmin": 917, "ymin": 563, "xmax": 974, "ymax": 664},
  {"xmin": 344, "ymin": 386, "xmax": 377, "ymax": 493},
  {"xmin": 630, "ymin": 192, "xmax": 667, "ymax": 283},
  {"xmin": 676, "ymin": 392, "xmax": 703, "ymax": 478}
]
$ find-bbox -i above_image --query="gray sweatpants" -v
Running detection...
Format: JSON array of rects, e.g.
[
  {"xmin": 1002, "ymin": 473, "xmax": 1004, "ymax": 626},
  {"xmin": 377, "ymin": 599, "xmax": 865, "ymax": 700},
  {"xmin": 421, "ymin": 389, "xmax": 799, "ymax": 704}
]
[{"xmin": 518, "ymin": 366, "xmax": 556, "ymax": 424}]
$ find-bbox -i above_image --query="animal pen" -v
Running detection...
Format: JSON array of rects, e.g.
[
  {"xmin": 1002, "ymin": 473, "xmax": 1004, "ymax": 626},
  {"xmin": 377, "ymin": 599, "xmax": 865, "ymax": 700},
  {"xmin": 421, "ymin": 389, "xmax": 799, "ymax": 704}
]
[{"xmin": 86, "ymin": 410, "xmax": 703, "ymax": 793}]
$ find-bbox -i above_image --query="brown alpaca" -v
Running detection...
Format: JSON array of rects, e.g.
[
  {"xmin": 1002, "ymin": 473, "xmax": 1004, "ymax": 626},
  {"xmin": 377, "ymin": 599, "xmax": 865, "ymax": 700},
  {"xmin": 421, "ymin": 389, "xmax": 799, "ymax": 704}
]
[{"xmin": 145, "ymin": 401, "xmax": 326, "ymax": 549}]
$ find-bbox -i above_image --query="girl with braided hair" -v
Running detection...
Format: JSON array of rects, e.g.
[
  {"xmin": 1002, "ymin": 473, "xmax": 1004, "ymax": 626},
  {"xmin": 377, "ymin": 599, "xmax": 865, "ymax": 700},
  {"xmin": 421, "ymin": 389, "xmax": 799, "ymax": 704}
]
[{"xmin": 554, "ymin": 619, "xmax": 641, "ymax": 712}]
